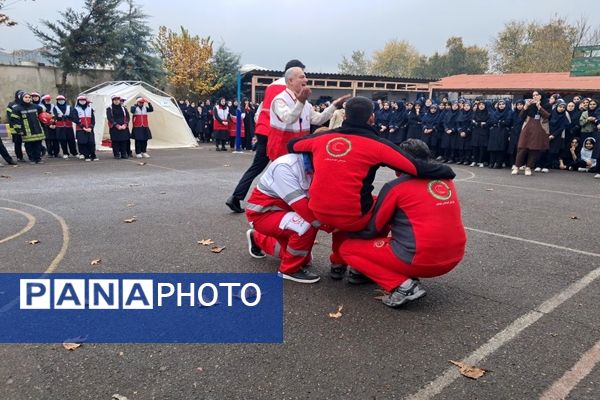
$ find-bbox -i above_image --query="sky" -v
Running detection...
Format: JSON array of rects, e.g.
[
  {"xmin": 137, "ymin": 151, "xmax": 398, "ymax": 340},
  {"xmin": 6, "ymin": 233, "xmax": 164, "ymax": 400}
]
[{"xmin": 1, "ymin": 0, "xmax": 599, "ymax": 72}]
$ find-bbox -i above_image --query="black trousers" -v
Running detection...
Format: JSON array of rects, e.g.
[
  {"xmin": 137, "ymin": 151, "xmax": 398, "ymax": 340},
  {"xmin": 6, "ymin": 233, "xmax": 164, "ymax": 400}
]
[
  {"xmin": 60, "ymin": 138, "xmax": 78, "ymax": 156},
  {"xmin": 135, "ymin": 140, "xmax": 148, "ymax": 154},
  {"xmin": 232, "ymin": 134, "xmax": 269, "ymax": 200},
  {"xmin": 489, "ymin": 151, "xmax": 505, "ymax": 167},
  {"xmin": 46, "ymin": 139, "xmax": 60, "ymax": 157},
  {"xmin": 474, "ymin": 146, "xmax": 487, "ymax": 164},
  {"xmin": 79, "ymin": 143, "xmax": 96, "ymax": 159},
  {"xmin": 13, "ymin": 134, "xmax": 24, "ymax": 160},
  {"xmin": 0, "ymin": 139, "xmax": 13, "ymax": 163},
  {"xmin": 24, "ymin": 141, "xmax": 43, "ymax": 162},
  {"xmin": 112, "ymin": 140, "xmax": 129, "ymax": 158}
]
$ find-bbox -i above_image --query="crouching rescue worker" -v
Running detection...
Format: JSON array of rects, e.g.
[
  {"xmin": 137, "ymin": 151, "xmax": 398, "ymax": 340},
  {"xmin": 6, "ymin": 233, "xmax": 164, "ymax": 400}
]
[
  {"xmin": 245, "ymin": 153, "xmax": 333, "ymax": 283},
  {"xmin": 339, "ymin": 139, "xmax": 467, "ymax": 308}
]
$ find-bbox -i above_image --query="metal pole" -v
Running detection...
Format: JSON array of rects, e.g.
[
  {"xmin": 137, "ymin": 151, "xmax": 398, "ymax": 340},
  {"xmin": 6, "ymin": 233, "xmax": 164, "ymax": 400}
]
[{"xmin": 235, "ymin": 71, "xmax": 242, "ymax": 152}]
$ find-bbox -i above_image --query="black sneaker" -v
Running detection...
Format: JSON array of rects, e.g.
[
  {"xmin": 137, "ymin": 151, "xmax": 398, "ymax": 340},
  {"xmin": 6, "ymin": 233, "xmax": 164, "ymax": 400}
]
[
  {"xmin": 215, "ymin": 147, "xmax": 221, "ymax": 152},
  {"xmin": 226, "ymin": 196, "xmax": 244, "ymax": 213},
  {"xmin": 382, "ymin": 279, "xmax": 426, "ymax": 308},
  {"xmin": 329, "ymin": 264, "xmax": 347, "ymax": 280},
  {"xmin": 347, "ymin": 268, "xmax": 372, "ymax": 284},
  {"xmin": 278, "ymin": 267, "xmax": 320, "ymax": 284},
  {"xmin": 246, "ymin": 229, "xmax": 266, "ymax": 259}
]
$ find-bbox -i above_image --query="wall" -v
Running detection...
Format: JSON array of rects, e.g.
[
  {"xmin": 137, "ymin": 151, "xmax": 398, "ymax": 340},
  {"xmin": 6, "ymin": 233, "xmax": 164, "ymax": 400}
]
[{"xmin": 0, "ymin": 64, "xmax": 113, "ymax": 121}]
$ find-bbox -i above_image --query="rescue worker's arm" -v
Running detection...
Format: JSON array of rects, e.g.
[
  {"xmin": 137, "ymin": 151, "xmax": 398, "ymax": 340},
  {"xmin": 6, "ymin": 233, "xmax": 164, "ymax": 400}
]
[
  {"xmin": 308, "ymin": 103, "xmax": 336, "ymax": 126},
  {"xmin": 271, "ymin": 97, "xmax": 304, "ymax": 125},
  {"xmin": 379, "ymin": 141, "xmax": 456, "ymax": 180},
  {"xmin": 270, "ymin": 164, "xmax": 320, "ymax": 227},
  {"xmin": 287, "ymin": 135, "xmax": 316, "ymax": 154},
  {"xmin": 9, "ymin": 109, "xmax": 22, "ymax": 134},
  {"xmin": 351, "ymin": 180, "xmax": 402, "ymax": 239}
]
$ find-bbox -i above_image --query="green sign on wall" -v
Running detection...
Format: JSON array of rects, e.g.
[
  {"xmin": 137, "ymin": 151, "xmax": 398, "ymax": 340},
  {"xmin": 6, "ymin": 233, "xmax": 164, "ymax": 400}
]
[{"xmin": 571, "ymin": 45, "xmax": 600, "ymax": 76}]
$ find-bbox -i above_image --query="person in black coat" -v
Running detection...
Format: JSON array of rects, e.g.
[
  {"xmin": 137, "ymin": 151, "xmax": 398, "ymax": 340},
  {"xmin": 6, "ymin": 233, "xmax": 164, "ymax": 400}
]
[
  {"xmin": 507, "ymin": 101, "xmax": 525, "ymax": 167},
  {"xmin": 441, "ymin": 102, "xmax": 459, "ymax": 163},
  {"xmin": 421, "ymin": 104, "xmax": 441, "ymax": 150},
  {"xmin": 40, "ymin": 94, "xmax": 59, "ymax": 158},
  {"xmin": 73, "ymin": 95, "xmax": 96, "ymax": 161},
  {"xmin": 375, "ymin": 101, "xmax": 392, "ymax": 140},
  {"xmin": 53, "ymin": 95, "xmax": 78, "ymax": 158},
  {"xmin": 542, "ymin": 100, "xmax": 570, "ymax": 170},
  {"xmin": 471, "ymin": 101, "xmax": 490, "ymax": 167},
  {"xmin": 487, "ymin": 99, "xmax": 513, "ymax": 169},
  {"xmin": 406, "ymin": 102, "xmax": 422, "ymax": 140},
  {"xmin": 455, "ymin": 101, "xmax": 473, "ymax": 165},
  {"xmin": 388, "ymin": 101, "xmax": 408, "ymax": 145},
  {"xmin": 107, "ymin": 95, "xmax": 130, "ymax": 159}
]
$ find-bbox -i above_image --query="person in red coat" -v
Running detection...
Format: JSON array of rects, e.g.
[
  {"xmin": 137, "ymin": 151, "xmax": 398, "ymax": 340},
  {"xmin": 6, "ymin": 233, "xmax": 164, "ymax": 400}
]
[{"xmin": 339, "ymin": 139, "xmax": 467, "ymax": 307}]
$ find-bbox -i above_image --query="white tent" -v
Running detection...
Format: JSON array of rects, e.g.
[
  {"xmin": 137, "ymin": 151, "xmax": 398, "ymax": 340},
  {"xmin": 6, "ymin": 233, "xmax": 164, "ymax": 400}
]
[{"xmin": 81, "ymin": 81, "xmax": 197, "ymax": 150}]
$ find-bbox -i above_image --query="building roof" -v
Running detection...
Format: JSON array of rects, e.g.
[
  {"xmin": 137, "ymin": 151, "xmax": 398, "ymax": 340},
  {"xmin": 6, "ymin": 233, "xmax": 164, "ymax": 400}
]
[
  {"xmin": 432, "ymin": 72, "xmax": 600, "ymax": 93},
  {"xmin": 244, "ymin": 69, "xmax": 432, "ymax": 83}
]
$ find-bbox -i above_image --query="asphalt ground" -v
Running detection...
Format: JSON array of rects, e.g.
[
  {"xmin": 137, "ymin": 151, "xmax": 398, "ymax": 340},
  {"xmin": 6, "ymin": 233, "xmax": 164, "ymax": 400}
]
[{"xmin": 0, "ymin": 142, "xmax": 599, "ymax": 400}]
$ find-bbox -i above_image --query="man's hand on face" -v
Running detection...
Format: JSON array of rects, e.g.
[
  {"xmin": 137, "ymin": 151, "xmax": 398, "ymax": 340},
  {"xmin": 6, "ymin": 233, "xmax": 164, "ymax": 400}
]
[{"xmin": 297, "ymin": 87, "xmax": 312, "ymax": 103}]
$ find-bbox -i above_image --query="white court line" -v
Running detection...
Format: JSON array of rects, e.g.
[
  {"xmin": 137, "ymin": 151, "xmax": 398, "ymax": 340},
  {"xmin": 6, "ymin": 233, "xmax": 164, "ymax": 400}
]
[
  {"xmin": 407, "ymin": 229, "xmax": 600, "ymax": 400},
  {"xmin": 539, "ymin": 338, "xmax": 600, "ymax": 400},
  {"xmin": 460, "ymin": 180, "xmax": 600, "ymax": 199}
]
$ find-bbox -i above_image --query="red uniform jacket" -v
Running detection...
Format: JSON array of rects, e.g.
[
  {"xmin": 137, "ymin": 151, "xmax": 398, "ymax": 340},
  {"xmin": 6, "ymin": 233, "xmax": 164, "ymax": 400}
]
[
  {"xmin": 254, "ymin": 77, "xmax": 286, "ymax": 136},
  {"xmin": 287, "ymin": 121, "xmax": 456, "ymax": 229},
  {"xmin": 354, "ymin": 176, "xmax": 466, "ymax": 267}
]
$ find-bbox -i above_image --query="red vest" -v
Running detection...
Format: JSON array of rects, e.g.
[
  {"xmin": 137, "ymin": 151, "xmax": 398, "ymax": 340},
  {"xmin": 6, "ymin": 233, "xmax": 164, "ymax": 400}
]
[
  {"xmin": 54, "ymin": 105, "xmax": 72, "ymax": 128},
  {"xmin": 255, "ymin": 77, "xmax": 286, "ymax": 136},
  {"xmin": 213, "ymin": 105, "xmax": 229, "ymax": 131},
  {"xmin": 228, "ymin": 114, "xmax": 246, "ymax": 137},
  {"xmin": 267, "ymin": 89, "xmax": 311, "ymax": 161},
  {"xmin": 132, "ymin": 105, "xmax": 150, "ymax": 128},
  {"xmin": 75, "ymin": 105, "xmax": 93, "ymax": 130}
]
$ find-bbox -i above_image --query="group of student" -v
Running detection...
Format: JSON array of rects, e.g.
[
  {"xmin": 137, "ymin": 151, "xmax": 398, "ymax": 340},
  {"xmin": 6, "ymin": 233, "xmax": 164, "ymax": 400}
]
[
  {"xmin": 177, "ymin": 98, "xmax": 258, "ymax": 151},
  {"xmin": 1, "ymin": 90, "xmax": 154, "ymax": 166},
  {"xmin": 372, "ymin": 94, "xmax": 600, "ymax": 178},
  {"xmin": 227, "ymin": 60, "xmax": 467, "ymax": 308}
]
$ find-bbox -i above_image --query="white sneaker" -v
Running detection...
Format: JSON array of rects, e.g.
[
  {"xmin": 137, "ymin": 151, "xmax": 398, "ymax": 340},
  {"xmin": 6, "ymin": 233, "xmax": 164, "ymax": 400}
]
[
  {"xmin": 142, "ymin": 153, "xmax": 150, "ymax": 158},
  {"xmin": 93, "ymin": 158, "xmax": 100, "ymax": 161},
  {"xmin": 136, "ymin": 154, "xmax": 143, "ymax": 159},
  {"xmin": 511, "ymin": 166, "xmax": 519, "ymax": 175},
  {"xmin": 62, "ymin": 155, "xmax": 69, "ymax": 159},
  {"xmin": 578, "ymin": 168, "xmax": 588, "ymax": 172},
  {"xmin": 541, "ymin": 168, "xmax": 549, "ymax": 173},
  {"xmin": 85, "ymin": 158, "xmax": 91, "ymax": 162},
  {"xmin": 534, "ymin": 167, "xmax": 541, "ymax": 172},
  {"xmin": 525, "ymin": 167, "xmax": 532, "ymax": 176},
  {"xmin": 519, "ymin": 166, "xmax": 526, "ymax": 171},
  {"xmin": 478, "ymin": 163, "xmax": 484, "ymax": 168},
  {"xmin": 594, "ymin": 174, "xmax": 600, "ymax": 179},
  {"xmin": 77, "ymin": 154, "xmax": 84, "ymax": 160},
  {"xmin": 469, "ymin": 162, "xmax": 476, "ymax": 167}
]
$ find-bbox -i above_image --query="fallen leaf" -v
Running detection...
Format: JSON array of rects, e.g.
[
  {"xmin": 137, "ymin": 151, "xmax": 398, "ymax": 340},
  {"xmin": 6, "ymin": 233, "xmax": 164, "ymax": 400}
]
[
  {"xmin": 0, "ymin": 175, "xmax": 11, "ymax": 179},
  {"xmin": 159, "ymin": 191, "xmax": 167, "ymax": 194},
  {"xmin": 43, "ymin": 172, "xmax": 52, "ymax": 175},
  {"xmin": 223, "ymin": 164, "xmax": 231, "ymax": 167},
  {"xmin": 137, "ymin": 162, "xmax": 146, "ymax": 166},
  {"xmin": 90, "ymin": 259, "xmax": 102, "ymax": 266},
  {"xmin": 570, "ymin": 215, "xmax": 578, "ymax": 220},
  {"xmin": 123, "ymin": 217, "xmax": 137, "ymax": 223},
  {"xmin": 129, "ymin": 183, "xmax": 141, "ymax": 187},
  {"xmin": 449, "ymin": 360, "xmax": 487, "ymax": 380},
  {"xmin": 196, "ymin": 367, "xmax": 204, "ymax": 373},
  {"xmin": 127, "ymin": 203, "xmax": 135, "ymax": 207},
  {"xmin": 27, "ymin": 239, "xmax": 40, "ymax": 245},
  {"xmin": 197, "ymin": 239, "xmax": 215, "ymax": 246},
  {"xmin": 485, "ymin": 188, "xmax": 494, "ymax": 191},
  {"xmin": 112, "ymin": 395, "xmax": 128, "ymax": 400},
  {"xmin": 328, "ymin": 305, "xmax": 343, "ymax": 319},
  {"xmin": 210, "ymin": 246, "xmax": 226, "ymax": 253},
  {"xmin": 118, "ymin": 351, "xmax": 124, "ymax": 356},
  {"xmin": 62, "ymin": 342, "xmax": 81, "ymax": 351}
]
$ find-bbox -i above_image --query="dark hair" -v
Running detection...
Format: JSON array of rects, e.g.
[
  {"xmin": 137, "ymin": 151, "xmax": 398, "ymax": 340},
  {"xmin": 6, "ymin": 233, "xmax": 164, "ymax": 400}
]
[
  {"xmin": 345, "ymin": 96, "xmax": 373, "ymax": 124},
  {"xmin": 284, "ymin": 59, "xmax": 305, "ymax": 70},
  {"xmin": 398, "ymin": 139, "xmax": 432, "ymax": 160}
]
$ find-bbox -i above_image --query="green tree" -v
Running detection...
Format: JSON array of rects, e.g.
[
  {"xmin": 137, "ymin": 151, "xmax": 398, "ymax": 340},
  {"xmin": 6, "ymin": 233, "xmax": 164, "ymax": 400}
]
[
  {"xmin": 413, "ymin": 37, "xmax": 488, "ymax": 79},
  {"xmin": 338, "ymin": 50, "xmax": 371, "ymax": 75},
  {"xmin": 370, "ymin": 40, "xmax": 420, "ymax": 77},
  {"xmin": 30, "ymin": 0, "xmax": 124, "ymax": 92},
  {"xmin": 211, "ymin": 43, "xmax": 241, "ymax": 101},
  {"xmin": 491, "ymin": 17, "xmax": 579, "ymax": 73},
  {"xmin": 113, "ymin": 0, "xmax": 162, "ymax": 84}
]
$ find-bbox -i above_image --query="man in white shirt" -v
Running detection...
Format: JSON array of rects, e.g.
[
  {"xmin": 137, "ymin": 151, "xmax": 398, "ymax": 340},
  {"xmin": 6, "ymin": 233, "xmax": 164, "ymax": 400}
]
[{"xmin": 266, "ymin": 67, "xmax": 350, "ymax": 160}]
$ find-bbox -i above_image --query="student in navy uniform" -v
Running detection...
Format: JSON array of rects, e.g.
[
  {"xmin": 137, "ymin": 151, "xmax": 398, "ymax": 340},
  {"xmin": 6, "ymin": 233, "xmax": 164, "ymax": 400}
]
[
  {"xmin": 131, "ymin": 97, "xmax": 154, "ymax": 158},
  {"xmin": 107, "ymin": 95, "xmax": 130, "ymax": 159},
  {"xmin": 53, "ymin": 95, "xmax": 78, "ymax": 158},
  {"xmin": 566, "ymin": 101, "xmax": 581, "ymax": 143},
  {"xmin": 73, "ymin": 95, "xmax": 97, "ymax": 161},
  {"xmin": 375, "ymin": 101, "xmax": 392, "ymax": 140},
  {"xmin": 421, "ymin": 103, "xmax": 440, "ymax": 151},
  {"xmin": 507, "ymin": 101, "xmax": 525, "ymax": 167},
  {"xmin": 471, "ymin": 101, "xmax": 490, "ymax": 167},
  {"xmin": 388, "ymin": 101, "xmax": 408, "ymax": 145},
  {"xmin": 441, "ymin": 101, "xmax": 459, "ymax": 163},
  {"xmin": 455, "ymin": 101, "xmax": 473, "ymax": 165},
  {"xmin": 541, "ymin": 100, "xmax": 570, "ymax": 171},
  {"xmin": 406, "ymin": 102, "xmax": 422, "ymax": 140},
  {"xmin": 40, "ymin": 94, "xmax": 59, "ymax": 158},
  {"xmin": 487, "ymin": 99, "xmax": 512, "ymax": 169}
]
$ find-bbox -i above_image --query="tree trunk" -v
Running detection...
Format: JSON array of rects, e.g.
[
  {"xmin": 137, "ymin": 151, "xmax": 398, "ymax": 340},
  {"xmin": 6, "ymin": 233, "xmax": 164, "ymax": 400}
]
[{"xmin": 60, "ymin": 71, "xmax": 68, "ymax": 94}]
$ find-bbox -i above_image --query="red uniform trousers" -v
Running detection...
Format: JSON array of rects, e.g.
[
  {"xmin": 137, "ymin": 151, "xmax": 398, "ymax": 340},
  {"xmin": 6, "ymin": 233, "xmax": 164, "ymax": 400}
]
[
  {"xmin": 339, "ymin": 237, "xmax": 459, "ymax": 292},
  {"xmin": 248, "ymin": 211, "xmax": 317, "ymax": 274}
]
